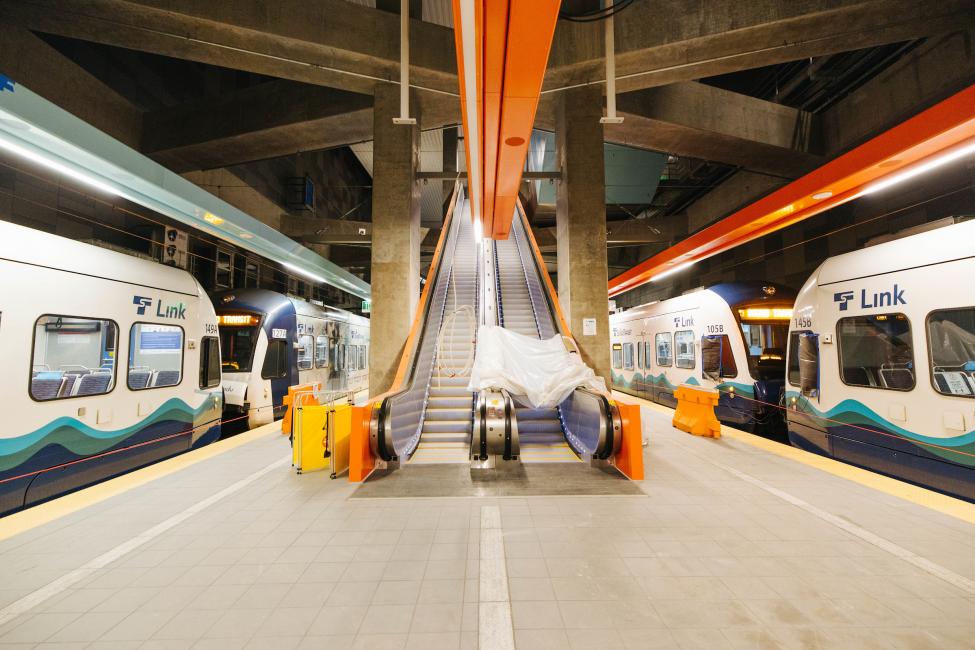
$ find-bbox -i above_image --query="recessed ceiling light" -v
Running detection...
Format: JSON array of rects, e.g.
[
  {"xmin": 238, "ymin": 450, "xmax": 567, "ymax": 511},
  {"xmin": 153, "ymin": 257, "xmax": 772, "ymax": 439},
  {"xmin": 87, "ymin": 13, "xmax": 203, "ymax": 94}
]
[
  {"xmin": 812, "ymin": 191, "xmax": 833, "ymax": 200},
  {"xmin": 239, "ymin": 232, "xmax": 253, "ymax": 239},
  {"xmin": 203, "ymin": 212, "xmax": 224, "ymax": 225}
]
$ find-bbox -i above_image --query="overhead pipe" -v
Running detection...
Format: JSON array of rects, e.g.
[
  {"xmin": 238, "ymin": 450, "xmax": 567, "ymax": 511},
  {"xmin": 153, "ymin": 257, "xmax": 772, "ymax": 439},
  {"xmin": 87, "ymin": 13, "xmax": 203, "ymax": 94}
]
[{"xmin": 599, "ymin": 0, "xmax": 624, "ymax": 125}]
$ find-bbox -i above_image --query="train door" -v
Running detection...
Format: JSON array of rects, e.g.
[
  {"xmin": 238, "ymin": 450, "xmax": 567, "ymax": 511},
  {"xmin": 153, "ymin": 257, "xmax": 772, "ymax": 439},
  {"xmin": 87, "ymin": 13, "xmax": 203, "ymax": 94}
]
[{"xmin": 786, "ymin": 331, "xmax": 828, "ymax": 454}]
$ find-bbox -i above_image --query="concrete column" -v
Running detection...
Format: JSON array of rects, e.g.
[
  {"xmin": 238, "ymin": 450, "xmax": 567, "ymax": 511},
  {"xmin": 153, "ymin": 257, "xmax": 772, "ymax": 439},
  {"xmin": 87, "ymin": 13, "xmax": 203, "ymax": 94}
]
[
  {"xmin": 369, "ymin": 84, "xmax": 421, "ymax": 394},
  {"xmin": 555, "ymin": 85, "xmax": 611, "ymax": 382}
]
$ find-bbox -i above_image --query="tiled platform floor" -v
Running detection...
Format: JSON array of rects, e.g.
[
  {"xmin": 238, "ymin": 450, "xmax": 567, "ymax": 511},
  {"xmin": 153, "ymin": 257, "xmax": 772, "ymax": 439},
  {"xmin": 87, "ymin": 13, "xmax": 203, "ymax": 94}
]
[{"xmin": 0, "ymin": 406, "xmax": 974, "ymax": 649}]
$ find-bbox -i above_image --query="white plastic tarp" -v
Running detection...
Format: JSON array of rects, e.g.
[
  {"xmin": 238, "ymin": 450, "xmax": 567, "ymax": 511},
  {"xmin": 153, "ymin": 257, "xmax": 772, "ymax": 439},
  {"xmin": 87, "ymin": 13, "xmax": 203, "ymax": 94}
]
[{"xmin": 466, "ymin": 325, "xmax": 607, "ymax": 408}]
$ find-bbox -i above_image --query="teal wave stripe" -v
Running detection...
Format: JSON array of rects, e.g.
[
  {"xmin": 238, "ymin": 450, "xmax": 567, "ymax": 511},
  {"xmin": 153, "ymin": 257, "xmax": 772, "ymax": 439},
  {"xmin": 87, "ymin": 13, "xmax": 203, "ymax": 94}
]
[
  {"xmin": 612, "ymin": 371, "xmax": 754, "ymax": 397},
  {"xmin": 785, "ymin": 390, "xmax": 975, "ymax": 466},
  {"xmin": 0, "ymin": 398, "xmax": 218, "ymax": 474}
]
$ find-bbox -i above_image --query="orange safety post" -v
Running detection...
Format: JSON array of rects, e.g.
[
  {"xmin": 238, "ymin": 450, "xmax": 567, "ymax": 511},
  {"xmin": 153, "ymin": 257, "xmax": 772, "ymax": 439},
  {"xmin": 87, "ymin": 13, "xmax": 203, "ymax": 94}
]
[
  {"xmin": 282, "ymin": 383, "xmax": 319, "ymax": 435},
  {"xmin": 672, "ymin": 385, "xmax": 721, "ymax": 439},
  {"xmin": 348, "ymin": 403, "xmax": 377, "ymax": 482},
  {"xmin": 613, "ymin": 400, "xmax": 644, "ymax": 480}
]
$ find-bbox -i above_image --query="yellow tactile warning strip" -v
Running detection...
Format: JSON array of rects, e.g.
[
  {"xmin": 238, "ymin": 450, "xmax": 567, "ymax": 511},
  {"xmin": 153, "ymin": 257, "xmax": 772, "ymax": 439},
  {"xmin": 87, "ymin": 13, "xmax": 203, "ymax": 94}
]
[
  {"xmin": 612, "ymin": 390, "xmax": 975, "ymax": 526},
  {"xmin": 0, "ymin": 422, "xmax": 281, "ymax": 542}
]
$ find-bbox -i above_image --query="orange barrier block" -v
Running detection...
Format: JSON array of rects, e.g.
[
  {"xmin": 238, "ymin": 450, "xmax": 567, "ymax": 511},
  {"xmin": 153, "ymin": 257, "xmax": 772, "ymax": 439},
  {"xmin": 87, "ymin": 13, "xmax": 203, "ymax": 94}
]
[
  {"xmin": 613, "ymin": 400, "xmax": 644, "ymax": 481},
  {"xmin": 348, "ymin": 403, "xmax": 376, "ymax": 483},
  {"xmin": 282, "ymin": 383, "xmax": 320, "ymax": 436},
  {"xmin": 672, "ymin": 385, "xmax": 721, "ymax": 439}
]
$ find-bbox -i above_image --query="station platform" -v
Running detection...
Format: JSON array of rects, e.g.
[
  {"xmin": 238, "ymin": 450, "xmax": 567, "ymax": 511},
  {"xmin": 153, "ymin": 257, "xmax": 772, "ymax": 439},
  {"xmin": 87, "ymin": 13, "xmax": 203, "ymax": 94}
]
[{"xmin": 1, "ymin": 398, "xmax": 974, "ymax": 649}]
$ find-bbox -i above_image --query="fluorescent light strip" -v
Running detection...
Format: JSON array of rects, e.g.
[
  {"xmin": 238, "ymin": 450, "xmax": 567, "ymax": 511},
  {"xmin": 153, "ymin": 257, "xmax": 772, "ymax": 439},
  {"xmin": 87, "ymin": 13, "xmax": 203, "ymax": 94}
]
[
  {"xmin": 863, "ymin": 138, "xmax": 975, "ymax": 195},
  {"xmin": 0, "ymin": 134, "xmax": 126, "ymax": 200},
  {"xmin": 459, "ymin": 0, "xmax": 482, "ymax": 226},
  {"xmin": 280, "ymin": 261, "xmax": 327, "ymax": 284},
  {"xmin": 650, "ymin": 260, "xmax": 695, "ymax": 282}
]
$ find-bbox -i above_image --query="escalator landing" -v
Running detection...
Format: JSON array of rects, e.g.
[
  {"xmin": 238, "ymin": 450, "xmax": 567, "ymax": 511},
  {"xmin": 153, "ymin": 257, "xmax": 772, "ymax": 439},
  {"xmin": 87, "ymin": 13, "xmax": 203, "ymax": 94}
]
[{"xmin": 351, "ymin": 462, "xmax": 641, "ymax": 498}]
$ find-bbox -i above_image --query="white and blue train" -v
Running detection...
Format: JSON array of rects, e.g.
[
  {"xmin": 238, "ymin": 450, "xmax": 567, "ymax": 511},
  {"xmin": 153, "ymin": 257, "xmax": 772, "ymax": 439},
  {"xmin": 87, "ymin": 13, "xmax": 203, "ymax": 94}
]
[
  {"xmin": 785, "ymin": 218, "xmax": 975, "ymax": 501},
  {"xmin": 215, "ymin": 290, "xmax": 369, "ymax": 429},
  {"xmin": 0, "ymin": 220, "xmax": 223, "ymax": 515},
  {"xmin": 610, "ymin": 283, "xmax": 796, "ymax": 431}
]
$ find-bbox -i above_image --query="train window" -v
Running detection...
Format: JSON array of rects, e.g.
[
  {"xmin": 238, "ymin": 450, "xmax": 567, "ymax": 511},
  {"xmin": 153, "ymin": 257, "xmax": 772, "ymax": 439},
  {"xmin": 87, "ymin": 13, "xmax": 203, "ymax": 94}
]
[
  {"xmin": 838, "ymin": 314, "xmax": 915, "ymax": 391},
  {"xmin": 297, "ymin": 335, "xmax": 314, "ymax": 371},
  {"xmin": 623, "ymin": 343, "xmax": 634, "ymax": 370},
  {"xmin": 612, "ymin": 344, "xmax": 623, "ymax": 369},
  {"xmin": 315, "ymin": 336, "xmax": 330, "ymax": 369},
  {"xmin": 798, "ymin": 333, "xmax": 819, "ymax": 397},
  {"xmin": 701, "ymin": 335, "xmax": 737, "ymax": 380},
  {"xmin": 261, "ymin": 340, "xmax": 288, "ymax": 379},
  {"xmin": 128, "ymin": 323, "xmax": 184, "ymax": 390},
  {"xmin": 740, "ymin": 321, "xmax": 789, "ymax": 379},
  {"xmin": 362, "ymin": 346, "xmax": 368, "ymax": 369},
  {"xmin": 30, "ymin": 315, "xmax": 118, "ymax": 401},
  {"xmin": 787, "ymin": 332, "xmax": 802, "ymax": 386},
  {"xmin": 675, "ymin": 330, "xmax": 695, "ymax": 369},
  {"xmin": 636, "ymin": 342, "xmax": 643, "ymax": 369},
  {"xmin": 200, "ymin": 337, "xmax": 221, "ymax": 389},
  {"xmin": 358, "ymin": 345, "xmax": 366, "ymax": 370},
  {"xmin": 219, "ymin": 322, "xmax": 258, "ymax": 373},
  {"xmin": 927, "ymin": 307, "xmax": 975, "ymax": 398},
  {"xmin": 655, "ymin": 333, "xmax": 672, "ymax": 367},
  {"xmin": 644, "ymin": 341, "xmax": 652, "ymax": 369}
]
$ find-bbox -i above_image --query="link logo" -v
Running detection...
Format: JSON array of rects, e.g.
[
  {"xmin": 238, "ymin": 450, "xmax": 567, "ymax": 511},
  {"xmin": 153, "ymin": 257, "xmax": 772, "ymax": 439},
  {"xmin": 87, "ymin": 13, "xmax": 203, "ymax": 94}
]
[
  {"xmin": 132, "ymin": 295, "xmax": 187, "ymax": 319},
  {"xmin": 133, "ymin": 296, "xmax": 153, "ymax": 315},
  {"xmin": 833, "ymin": 285, "xmax": 906, "ymax": 311},
  {"xmin": 833, "ymin": 291, "xmax": 855, "ymax": 311}
]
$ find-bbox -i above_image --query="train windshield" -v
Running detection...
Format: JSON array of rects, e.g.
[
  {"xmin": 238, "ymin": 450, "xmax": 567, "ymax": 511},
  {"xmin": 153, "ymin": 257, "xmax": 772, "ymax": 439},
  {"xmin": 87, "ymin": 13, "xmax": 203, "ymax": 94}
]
[
  {"xmin": 220, "ymin": 326, "xmax": 258, "ymax": 372},
  {"xmin": 738, "ymin": 308, "xmax": 791, "ymax": 378}
]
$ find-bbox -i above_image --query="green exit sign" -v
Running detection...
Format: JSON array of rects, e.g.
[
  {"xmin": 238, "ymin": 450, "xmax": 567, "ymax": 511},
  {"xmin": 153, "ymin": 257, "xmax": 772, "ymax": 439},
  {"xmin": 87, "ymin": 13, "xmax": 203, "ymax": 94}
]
[{"xmin": 361, "ymin": 299, "xmax": 371, "ymax": 313}]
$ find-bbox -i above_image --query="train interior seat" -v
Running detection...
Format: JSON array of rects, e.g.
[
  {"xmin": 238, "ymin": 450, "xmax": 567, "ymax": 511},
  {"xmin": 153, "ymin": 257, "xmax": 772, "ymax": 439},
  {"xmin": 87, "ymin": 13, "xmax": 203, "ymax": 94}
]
[
  {"xmin": 128, "ymin": 368, "xmax": 152, "ymax": 390},
  {"xmin": 151, "ymin": 370, "xmax": 180, "ymax": 388},
  {"xmin": 75, "ymin": 372, "xmax": 111, "ymax": 396}
]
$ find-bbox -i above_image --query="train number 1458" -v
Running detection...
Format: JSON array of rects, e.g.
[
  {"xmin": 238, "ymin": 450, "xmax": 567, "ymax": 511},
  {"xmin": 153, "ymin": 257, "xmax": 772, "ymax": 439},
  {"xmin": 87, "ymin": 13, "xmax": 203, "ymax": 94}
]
[{"xmin": 705, "ymin": 324, "xmax": 724, "ymax": 334}]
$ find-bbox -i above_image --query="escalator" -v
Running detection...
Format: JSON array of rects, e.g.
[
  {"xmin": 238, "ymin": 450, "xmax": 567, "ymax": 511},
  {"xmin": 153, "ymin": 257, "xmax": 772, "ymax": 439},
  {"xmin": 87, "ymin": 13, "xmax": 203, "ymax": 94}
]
[
  {"xmin": 494, "ymin": 227, "xmax": 578, "ymax": 463},
  {"xmin": 370, "ymin": 185, "xmax": 620, "ymax": 471},
  {"xmin": 411, "ymin": 216, "xmax": 478, "ymax": 463}
]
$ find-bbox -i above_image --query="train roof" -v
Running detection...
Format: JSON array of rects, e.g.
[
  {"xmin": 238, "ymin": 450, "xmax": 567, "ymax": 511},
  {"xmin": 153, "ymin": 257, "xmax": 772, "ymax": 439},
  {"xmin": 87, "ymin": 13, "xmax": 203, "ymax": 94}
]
[
  {"xmin": 0, "ymin": 219, "xmax": 202, "ymax": 296},
  {"xmin": 812, "ymin": 218, "xmax": 975, "ymax": 286},
  {"xmin": 212, "ymin": 288, "xmax": 368, "ymax": 326},
  {"xmin": 612, "ymin": 282, "xmax": 795, "ymax": 321}
]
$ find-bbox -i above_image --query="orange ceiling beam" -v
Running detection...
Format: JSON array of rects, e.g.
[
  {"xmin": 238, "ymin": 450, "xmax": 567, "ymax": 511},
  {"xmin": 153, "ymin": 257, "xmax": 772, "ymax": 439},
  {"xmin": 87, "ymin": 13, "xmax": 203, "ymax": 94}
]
[
  {"xmin": 608, "ymin": 83, "xmax": 975, "ymax": 298},
  {"xmin": 452, "ymin": 0, "xmax": 560, "ymax": 240}
]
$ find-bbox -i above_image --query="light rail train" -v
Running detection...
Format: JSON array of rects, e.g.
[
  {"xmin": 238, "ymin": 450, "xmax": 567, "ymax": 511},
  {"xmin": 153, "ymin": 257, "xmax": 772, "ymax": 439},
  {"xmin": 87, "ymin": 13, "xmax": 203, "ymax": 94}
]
[
  {"xmin": 610, "ymin": 283, "xmax": 796, "ymax": 432},
  {"xmin": 0, "ymin": 221, "xmax": 223, "ymax": 515},
  {"xmin": 785, "ymin": 219, "xmax": 975, "ymax": 501},
  {"xmin": 215, "ymin": 289, "xmax": 369, "ymax": 429}
]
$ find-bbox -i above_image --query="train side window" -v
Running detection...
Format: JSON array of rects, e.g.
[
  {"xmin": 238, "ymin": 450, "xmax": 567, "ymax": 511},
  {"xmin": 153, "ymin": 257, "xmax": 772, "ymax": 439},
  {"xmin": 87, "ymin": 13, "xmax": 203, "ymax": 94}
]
[
  {"xmin": 644, "ymin": 340, "xmax": 652, "ymax": 369},
  {"xmin": 199, "ymin": 337, "xmax": 221, "ymax": 389},
  {"xmin": 30, "ymin": 315, "xmax": 118, "ymax": 401},
  {"xmin": 636, "ymin": 342, "xmax": 643, "ymax": 369},
  {"xmin": 262, "ymin": 340, "xmax": 288, "ymax": 379},
  {"xmin": 798, "ymin": 333, "xmax": 819, "ymax": 397},
  {"xmin": 675, "ymin": 330, "xmax": 695, "ymax": 369},
  {"xmin": 359, "ymin": 346, "xmax": 367, "ymax": 370},
  {"xmin": 787, "ymin": 331, "xmax": 804, "ymax": 386},
  {"xmin": 315, "ymin": 336, "xmax": 330, "ymax": 369},
  {"xmin": 128, "ymin": 323, "xmax": 184, "ymax": 390},
  {"xmin": 655, "ymin": 333, "xmax": 672, "ymax": 367},
  {"xmin": 623, "ymin": 343, "xmax": 634, "ymax": 370},
  {"xmin": 838, "ymin": 313, "xmax": 915, "ymax": 391},
  {"xmin": 701, "ymin": 335, "xmax": 737, "ymax": 380},
  {"xmin": 297, "ymin": 335, "xmax": 314, "ymax": 371},
  {"xmin": 927, "ymin": 307, "xmax": 975, "ymax": 398},
  {"xmin": 612, "ymin": 343, "xmax": 623, "ymax": 369}
]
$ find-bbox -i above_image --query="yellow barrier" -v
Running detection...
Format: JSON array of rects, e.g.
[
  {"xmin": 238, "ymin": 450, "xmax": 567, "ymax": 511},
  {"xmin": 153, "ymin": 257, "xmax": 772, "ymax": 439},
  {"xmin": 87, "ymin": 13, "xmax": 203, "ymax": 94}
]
[
  {"xmin": 293, "ymin": 403, "xmax": 353, "ymax": 478},
  {"xmin": 672, "ymin": 384, "xmax": 721, "ymax": 439}
]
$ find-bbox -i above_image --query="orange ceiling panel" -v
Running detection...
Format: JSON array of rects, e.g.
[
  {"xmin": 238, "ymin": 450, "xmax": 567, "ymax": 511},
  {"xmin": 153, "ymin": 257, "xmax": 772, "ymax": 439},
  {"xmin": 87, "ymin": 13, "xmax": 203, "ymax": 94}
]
[
  {"xmin": 452, "ymin": 0, "xmax": 560, "ymax": 240},
  {"xmin": 608, "ymin": 83, "xmax": 975, "ymax": 298}
]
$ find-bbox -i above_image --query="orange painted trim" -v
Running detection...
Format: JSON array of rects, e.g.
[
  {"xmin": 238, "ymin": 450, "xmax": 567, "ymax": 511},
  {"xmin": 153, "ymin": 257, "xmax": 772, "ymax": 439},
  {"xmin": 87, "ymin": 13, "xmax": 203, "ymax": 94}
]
[
  {"xmin": 516, "ymin": 199, "xmax": 571, "ymax": 336},
  {"xmin": 609, "ymin": 83, "xmax": 975, "ymax": 297},
  {"xmin": 481, "ymin": 0, "xmax": 508, "ymax": 238},
  {"xmin": 613, "ymin": 400, "xmax": 644, "ymax": 481},
  {"xmin": 347, "ymin": 403, "xmax": 375, "ymax": 482}
]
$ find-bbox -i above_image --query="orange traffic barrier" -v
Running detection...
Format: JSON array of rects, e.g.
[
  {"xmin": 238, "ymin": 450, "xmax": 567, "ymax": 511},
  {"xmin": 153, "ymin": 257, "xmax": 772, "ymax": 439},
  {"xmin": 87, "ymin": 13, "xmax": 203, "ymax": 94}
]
[
  {"xmin": 612, "ymin": 400, "xmax": 644, "ymax": 480},
  {"xmin": 672, "ymin": 385, "xmax": 721, "ymax": 439},
  {"xmin": 348, "ymin": 403, "xmax": 376, "ymax": 482},
  {"xmin": 281, "ymin": 383, "xmax": 320, "ymax": 436}
]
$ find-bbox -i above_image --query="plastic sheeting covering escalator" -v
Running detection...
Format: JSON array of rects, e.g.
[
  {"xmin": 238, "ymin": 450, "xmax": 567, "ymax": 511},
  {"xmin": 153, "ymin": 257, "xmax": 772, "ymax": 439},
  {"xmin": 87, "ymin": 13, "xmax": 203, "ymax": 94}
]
[{"xmin": 466, "ymin": 325, "xmax": 607, "ymax": 409}]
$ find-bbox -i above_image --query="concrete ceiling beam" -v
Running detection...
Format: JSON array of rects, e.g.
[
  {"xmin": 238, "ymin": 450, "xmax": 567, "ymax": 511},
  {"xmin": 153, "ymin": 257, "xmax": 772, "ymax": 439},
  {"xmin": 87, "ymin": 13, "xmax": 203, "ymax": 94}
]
[
  {"xmin": 0, "ymin": 23, "xmax": 142, "ymax": 147},
  {"xmin": 545, "ymin": 0, "xmax": 975, "ymax": 94},
  {"xmin": 0, "ymin": 0, "xmax": 457, "ymax": 96}
]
